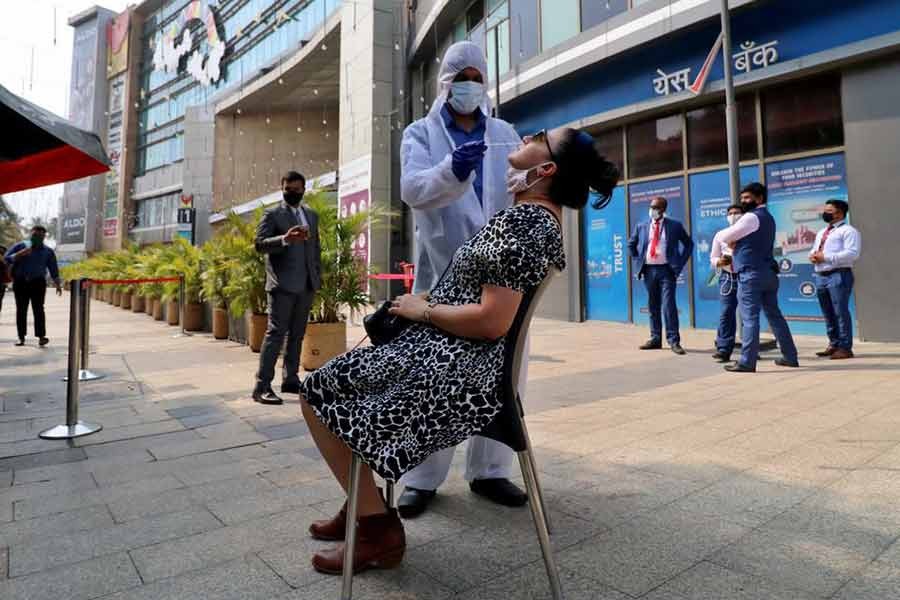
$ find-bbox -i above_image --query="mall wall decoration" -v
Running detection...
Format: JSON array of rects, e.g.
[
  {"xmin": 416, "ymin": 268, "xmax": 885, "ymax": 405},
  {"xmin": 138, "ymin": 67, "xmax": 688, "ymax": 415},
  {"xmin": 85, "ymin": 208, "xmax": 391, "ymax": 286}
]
[{"xmin": 152, "ymin": 0, "xmax": 229, "ymax": 86}]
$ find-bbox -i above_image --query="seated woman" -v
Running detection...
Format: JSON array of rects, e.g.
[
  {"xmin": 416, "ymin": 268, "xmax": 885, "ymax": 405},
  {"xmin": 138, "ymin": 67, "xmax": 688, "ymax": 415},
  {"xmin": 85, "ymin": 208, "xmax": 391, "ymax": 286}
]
[{"xmin": 299, "ymin": 126, "xmax": 619, "ymax": 575}]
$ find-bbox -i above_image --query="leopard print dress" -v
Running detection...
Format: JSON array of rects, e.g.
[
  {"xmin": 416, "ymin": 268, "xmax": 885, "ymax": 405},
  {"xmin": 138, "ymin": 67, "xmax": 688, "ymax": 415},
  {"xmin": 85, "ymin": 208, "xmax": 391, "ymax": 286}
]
[{"xmin": 301, "ymin": 204, "xmax": 565, "ymax": 482}]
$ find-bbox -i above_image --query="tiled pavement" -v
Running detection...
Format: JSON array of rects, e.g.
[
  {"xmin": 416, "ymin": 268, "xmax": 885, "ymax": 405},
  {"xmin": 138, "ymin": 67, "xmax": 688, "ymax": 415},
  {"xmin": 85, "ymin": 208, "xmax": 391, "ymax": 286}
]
[{"xmin": 2, "ymin": 293, "xmax": 900, "ymax": 599}]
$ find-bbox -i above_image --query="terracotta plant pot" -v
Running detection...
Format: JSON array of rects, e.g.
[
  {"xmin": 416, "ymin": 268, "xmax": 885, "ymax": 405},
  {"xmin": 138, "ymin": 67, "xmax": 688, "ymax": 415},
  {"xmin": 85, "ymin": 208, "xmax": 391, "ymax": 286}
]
[
  {"xmin": 248, "ymin": 313, "xmax": 268, "ymax": 353},
  {"xmin": 183, "ymin": 302, "xmax": 204, "ymax": 332},
  {"xmin": 145, "ymin": 297, "xmax": 154, "ymax": 315},
  {"xmin": 166, "ymin": 300, "xmax": 179, "ymax": 326},
  {"xmin": 301, "ymin": 321, "xmax": 347, "ymax": 371},
  {"xmin": 104, "ymin": 288, "xmax": 112, "ymax": 303},
  {"xmin": 112, "ymin": 290, "xmax": 121, "ymax": 306},
  {"xmin": 121, "ymin": 293, "xmax": 132, "ymax": 310},
  {"xmin": 212, "ymin": 307, "xmax": 229, "ymax": 340},
  {"xmin": 131, "ymin": 295, "xmax": 145, "ymax": 313},
  {"xmin": 152, "ymin": 298, "xmax": 164, "ymax": 321}
]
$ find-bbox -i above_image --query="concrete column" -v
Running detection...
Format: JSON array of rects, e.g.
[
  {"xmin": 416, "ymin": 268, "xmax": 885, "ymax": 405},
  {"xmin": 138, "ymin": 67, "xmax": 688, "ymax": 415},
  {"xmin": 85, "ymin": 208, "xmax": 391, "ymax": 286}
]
[
  {"xmin": 183, "ymin": 105, "xmax": 216, "ymax": 245},
  {"xmin": 338, "ymin": 0, "xmax": 402, "ymax": 301}
]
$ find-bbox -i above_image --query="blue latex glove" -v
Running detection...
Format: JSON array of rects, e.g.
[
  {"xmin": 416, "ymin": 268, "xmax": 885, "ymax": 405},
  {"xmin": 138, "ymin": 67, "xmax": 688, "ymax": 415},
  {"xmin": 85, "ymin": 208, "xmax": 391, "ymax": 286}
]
[{"xmin": 451, "ymin": 141, "xmax": 486, "ymax": 182}]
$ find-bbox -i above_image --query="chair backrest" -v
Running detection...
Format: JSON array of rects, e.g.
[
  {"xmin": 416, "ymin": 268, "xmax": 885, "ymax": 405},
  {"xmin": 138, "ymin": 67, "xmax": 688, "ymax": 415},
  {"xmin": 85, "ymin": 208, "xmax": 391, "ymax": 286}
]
[{"xmin": 478, "ymin": 268, "xmax": 558, "ymax": 452}]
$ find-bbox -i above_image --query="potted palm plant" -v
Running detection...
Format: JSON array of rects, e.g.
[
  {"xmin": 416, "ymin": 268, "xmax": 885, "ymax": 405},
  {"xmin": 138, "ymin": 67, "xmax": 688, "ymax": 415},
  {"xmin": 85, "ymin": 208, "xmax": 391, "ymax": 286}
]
[
  {"xmin": 222, "ymin": 210, "xmax": 268, "ymax": 352},
  {"xmin": 200, "ymin": 232, "xmax": 232, "ymax": 340},
  {"xmin": 157, "ymin": 238, "xmax": 203, "ymax": 330},
  {"xmin": 300, "ymin": 191, "xmax": 373, "ymax": 370}
]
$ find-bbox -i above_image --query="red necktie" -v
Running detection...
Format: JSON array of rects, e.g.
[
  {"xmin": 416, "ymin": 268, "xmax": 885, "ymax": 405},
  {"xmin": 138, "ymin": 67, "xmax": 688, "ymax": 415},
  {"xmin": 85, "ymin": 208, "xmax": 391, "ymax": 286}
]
[
  {"xmin": 816, "ymin": 224, "xmax": 834, "ymax": 253},
  {"xmin": 649, "ymin": 220, "xmax": 662, "ymax": 258}
]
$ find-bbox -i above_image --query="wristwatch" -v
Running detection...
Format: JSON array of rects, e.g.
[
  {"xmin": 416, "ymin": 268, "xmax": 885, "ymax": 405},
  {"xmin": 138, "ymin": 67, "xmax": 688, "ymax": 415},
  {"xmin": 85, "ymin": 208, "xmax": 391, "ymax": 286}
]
[{"xmin": 423, "ymin": 302, "xmax": 438, "ymax": 323}]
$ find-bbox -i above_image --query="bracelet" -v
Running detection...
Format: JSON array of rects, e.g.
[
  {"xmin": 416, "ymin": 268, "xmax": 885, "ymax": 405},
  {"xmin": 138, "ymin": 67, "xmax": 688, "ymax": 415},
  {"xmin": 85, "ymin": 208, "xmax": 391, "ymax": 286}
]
[{"xmin": 423, "ymin": 302, "xmax": 437, "ymax": 323}]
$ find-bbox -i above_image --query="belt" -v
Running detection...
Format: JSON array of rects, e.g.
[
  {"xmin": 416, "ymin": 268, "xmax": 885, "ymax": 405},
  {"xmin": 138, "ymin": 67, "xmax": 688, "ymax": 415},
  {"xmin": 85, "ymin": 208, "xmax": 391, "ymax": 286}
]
[{"xmin": 818, "ymin": 268, "xmax": 852, "ymax": 276}]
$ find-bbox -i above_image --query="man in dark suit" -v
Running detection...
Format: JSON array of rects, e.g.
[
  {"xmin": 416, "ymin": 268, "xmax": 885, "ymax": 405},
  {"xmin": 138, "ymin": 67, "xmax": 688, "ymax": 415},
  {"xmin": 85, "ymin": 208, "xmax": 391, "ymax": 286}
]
[
  {"xmin": 252, "ymin": 171, "xmax": 322, "ymax": 405},
  {"xmin": 628, "ymin": 196, "xmax": 694, "ymax": 355}
]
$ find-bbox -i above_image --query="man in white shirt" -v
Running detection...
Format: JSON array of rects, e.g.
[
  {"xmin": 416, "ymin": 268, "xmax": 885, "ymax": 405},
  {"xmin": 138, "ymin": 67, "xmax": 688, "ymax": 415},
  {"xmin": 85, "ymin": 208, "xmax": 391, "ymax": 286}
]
[
  {"xmin": 710, "ymin": 204, "xmax": 744, "ymax": 362},
  {"xmin": 810, "ymin": 199, "xmax": 861, "ymax": 360},
  {"xmin": 711, "ymin": 183, "xmax": 798, "ymax": 372}
]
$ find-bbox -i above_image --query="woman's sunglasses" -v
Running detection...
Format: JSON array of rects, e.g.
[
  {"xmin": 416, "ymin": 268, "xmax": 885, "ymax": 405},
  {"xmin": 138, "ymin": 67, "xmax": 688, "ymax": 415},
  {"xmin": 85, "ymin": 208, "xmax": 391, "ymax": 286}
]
[{"xmin": 526, "ymin": 129, "xmax": 557, "ymax": 163}]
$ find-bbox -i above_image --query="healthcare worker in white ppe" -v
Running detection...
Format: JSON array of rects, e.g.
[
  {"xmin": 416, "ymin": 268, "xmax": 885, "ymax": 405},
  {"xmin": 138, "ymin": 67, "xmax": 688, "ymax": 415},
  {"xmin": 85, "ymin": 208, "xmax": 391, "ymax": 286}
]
[{"xmin": 397, "ymin": 41, "xmax": 526, "ymax": 517}]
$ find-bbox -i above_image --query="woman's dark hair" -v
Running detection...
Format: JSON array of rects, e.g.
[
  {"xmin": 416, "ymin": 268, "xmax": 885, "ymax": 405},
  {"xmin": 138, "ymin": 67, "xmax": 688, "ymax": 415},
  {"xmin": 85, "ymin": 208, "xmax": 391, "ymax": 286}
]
[{"xmin": 547, "ymin": 128, "xmax": 620, "ymax": 210}]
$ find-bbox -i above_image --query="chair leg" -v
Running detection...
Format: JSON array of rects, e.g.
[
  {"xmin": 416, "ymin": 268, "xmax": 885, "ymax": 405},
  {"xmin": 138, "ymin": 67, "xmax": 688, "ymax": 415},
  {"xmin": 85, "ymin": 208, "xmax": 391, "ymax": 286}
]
[
  {"xmin": 341, "ymin": 455, "xmax": 362, "ymax": 600},
  {"xmin": 521, "ymin": 418, "xmax": 553, "ymax": 534},
  {"xmin": 385, "ymin": 480, "xmax": 395, "ymax": 509},
  {"xmin": 518, "ymin": 451, "xmax": 564, "ymax": 600}
]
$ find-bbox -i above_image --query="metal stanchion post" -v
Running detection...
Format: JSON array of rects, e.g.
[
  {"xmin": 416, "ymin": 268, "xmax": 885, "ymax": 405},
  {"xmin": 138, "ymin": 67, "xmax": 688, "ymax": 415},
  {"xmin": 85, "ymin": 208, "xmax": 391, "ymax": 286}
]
[
  {"xmin": 172, "ymin": 274, "xmax": 192, "ymax": 338},
  {"xmin": 40, "ymin": 279, "xmax": 103, "ymax": 440},
  {"xmin": 63, "ymin": 279, "xmax": 104, "ymax": 382}
]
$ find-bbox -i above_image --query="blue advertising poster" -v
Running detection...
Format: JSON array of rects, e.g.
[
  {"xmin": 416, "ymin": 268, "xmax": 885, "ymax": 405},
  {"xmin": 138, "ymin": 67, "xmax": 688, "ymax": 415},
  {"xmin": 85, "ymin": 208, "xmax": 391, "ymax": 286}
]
[
  {"xmin": 583, "ymin": 187, "xmax": 629, "ymax": 322},
  {"xmin": 689, "ymin": 166, "xmax": 760, "ymax": 330},
  {"xmin": 765, "ymin": 153, "xmax": 854, "ymax": 336},
  {"xmin": 628, "ymin": 177, "xmax": 690, "ymax": 328}
]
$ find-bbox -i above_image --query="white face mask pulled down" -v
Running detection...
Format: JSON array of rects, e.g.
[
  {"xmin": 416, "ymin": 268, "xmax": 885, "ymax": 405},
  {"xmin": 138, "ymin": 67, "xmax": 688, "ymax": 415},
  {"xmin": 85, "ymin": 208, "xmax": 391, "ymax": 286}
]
[
  {"xmin": 727, "ymin": 214, "xmax": 741, "ymax": 226},
  {"xmin": 649, "ymin": 208, "xmax": 664, "ymax": 221},
  {"xmin": 506, "ymin": 163, "xmax": 553, "ymax": 195}
]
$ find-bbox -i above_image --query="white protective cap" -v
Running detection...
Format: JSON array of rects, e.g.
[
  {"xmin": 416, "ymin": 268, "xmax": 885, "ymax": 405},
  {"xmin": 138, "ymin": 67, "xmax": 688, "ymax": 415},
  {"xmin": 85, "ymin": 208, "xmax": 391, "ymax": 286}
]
[{"xmin": 430, "ymin": 41, "xmax": 492, "ymax": 118}]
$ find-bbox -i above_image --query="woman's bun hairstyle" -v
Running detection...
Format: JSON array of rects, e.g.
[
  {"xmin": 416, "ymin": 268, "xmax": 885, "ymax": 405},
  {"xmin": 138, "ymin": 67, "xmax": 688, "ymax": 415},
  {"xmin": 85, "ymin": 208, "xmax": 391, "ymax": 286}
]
[{"xmin": 548, "ymin": 128, "xmax": 620, "ymax": 210}]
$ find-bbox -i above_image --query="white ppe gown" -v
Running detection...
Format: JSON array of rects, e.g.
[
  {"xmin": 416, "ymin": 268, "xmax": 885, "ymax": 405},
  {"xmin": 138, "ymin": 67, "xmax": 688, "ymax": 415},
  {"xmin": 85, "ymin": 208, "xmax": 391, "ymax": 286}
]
[{"xmin": 398, "ymin": 41, "xmax": 527, "ymax": 489}]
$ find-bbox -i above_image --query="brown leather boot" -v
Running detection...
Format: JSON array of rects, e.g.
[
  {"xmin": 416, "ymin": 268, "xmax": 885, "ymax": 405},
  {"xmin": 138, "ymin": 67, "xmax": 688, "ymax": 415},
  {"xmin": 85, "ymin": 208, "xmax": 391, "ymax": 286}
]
[
  {"xmin": 309, "ymin": 488, "xmax": 385, "ymax": 541},
  {"xmin": 311, "ymin": 509, "xmax": 406, "ymax": 575}
]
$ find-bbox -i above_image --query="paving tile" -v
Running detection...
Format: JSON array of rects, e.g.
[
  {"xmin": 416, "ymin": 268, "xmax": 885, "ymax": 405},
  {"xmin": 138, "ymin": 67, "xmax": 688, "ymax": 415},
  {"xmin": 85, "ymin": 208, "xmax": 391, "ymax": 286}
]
[
  {"xmin": 0, "ymin": 552, "xmax": 140, "ymax": 600},
  {"xmin": 90, "ymin": 449, "xmax": 236, "ymax": 485},
  {"xmin": 662, "ymin": 560, "xmax": 823, "ymax": 600},
  {"xmin": 129, "ymin": 505, "xmax": 320, "ymax": 582},
  {"xmin": 273, "ymin": 565, "xmax": 455, "ymax": 600},
  {"xmin": 0, "ymin": 504, "xmax": 114, "ymax": 547},
  {"xmin": 83, "ymin": 430, "xmax": 200, "ymax": 459},
  {"xmin": 70, "ymin": 419, "xmax": 186, "ymax": 447},
  {"xmin": 833, "ymin": 560, "xmax": 900, "ymax": 600},
  {"xmin": 709, "ymin": 527, "xmax": 874, "ymax": 597},
  {"xmin": 760, "ymin": 506, "xmax": 899, "ymax": 558},
  {"xmin": 255, "ymin": 537, "xmax": 333, "ymax": 589},
  {"xmin": 451, "ymin": 563, "xmax": 629, "ymax": 600},
  {"xmin": 207, "ymin": 478, "xmax": 343, "ymax": 525},
  {"xmin": 100, "ymin": 554, "xmax": 290, "ymax": 600},
  {"xmin": 9, "ymin": 505, "xmax": 222, "ymax": 576},
  {"xmin": 13, "ymin": 474, "xmax": 184, "ymax": 520},
  {"xmin": 665, "ymin": 472, "xmax": 817, "ymax": 527},
  {"xmin": 0, "ymin": 500, "xmax": 10, "ymax": 523},
  {"xmin": 147, "ymin": 431, "xmax": 268, "ymax": 460},
  {"xmin": 0, "ymin": 446, "xmax": 86, "ymax": 472},
  {"xmin": 107, "ymin": 473, "xmax": 274, "ymax": 523}
]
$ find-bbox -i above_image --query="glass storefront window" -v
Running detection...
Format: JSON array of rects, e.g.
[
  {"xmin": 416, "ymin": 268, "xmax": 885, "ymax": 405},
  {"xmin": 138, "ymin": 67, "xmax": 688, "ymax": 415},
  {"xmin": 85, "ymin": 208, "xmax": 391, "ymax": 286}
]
[
  {"xmin": 686, "ymin": 96, "xmax": 758, "ymax": 168},
  {"xmin": 592, "ymin": 127, "xmax": 624, "ymax": 179},
  {"xmin": 763, "ymin": 75, "xmax": 843, "ymax": 157},
  {"xmin": 627, "ymin": 114, "xmax": 683, "ymax": 178},
  {"xmin": 541, "ymin": 0, "xmax": 580, "ymax": 51},
  {"xmin": 486, "ymin": 18, "xmax": 510, "ymax": 83},
  {"xmin": 467, "ymin": 1, "xmax": 484, "ymax": 31}
]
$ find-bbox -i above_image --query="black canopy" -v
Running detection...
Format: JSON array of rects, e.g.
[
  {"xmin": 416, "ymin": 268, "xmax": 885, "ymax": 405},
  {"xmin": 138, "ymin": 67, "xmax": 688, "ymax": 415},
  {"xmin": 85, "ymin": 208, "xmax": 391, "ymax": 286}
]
[{"xmin": 0, "ymin": 83, "xmax": 110, "ymax": 194}]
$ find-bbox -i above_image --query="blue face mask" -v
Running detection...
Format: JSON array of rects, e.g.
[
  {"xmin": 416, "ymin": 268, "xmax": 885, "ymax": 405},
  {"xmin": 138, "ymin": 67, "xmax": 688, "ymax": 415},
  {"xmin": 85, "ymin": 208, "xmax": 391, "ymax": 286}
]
[{"xmin": 448, "ymin": 81, "xmax": 485, "ymax": 115}]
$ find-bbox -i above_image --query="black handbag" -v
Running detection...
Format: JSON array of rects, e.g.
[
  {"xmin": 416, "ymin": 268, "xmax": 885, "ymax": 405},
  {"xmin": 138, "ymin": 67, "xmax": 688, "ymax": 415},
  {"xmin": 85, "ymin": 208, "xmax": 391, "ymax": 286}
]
[{"xmin": 363, "ymin": 301, "xmax": 412, "ymax": 346}]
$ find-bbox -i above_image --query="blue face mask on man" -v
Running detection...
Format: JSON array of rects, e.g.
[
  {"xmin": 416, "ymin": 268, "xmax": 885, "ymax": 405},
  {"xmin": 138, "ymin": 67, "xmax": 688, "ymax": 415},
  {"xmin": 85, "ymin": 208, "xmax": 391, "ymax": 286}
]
[{"xmin": 448, "ymin": 81, "xmax": 485, "ymax": 115}]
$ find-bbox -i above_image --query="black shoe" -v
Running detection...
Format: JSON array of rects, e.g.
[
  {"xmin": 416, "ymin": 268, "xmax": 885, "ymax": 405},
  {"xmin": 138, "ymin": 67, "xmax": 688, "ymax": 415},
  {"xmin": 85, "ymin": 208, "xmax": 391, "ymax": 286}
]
[
  {"xmin": 774, "ymin": 358, "xmax": 799, "ymax": 368},
  {"xmin": 252, "ymin": 389, "xmax": 284, "ymax": 405},
  {"xmin": 469, "ymin": 478, "xmax": 528, "ymax": 507},
  {"xmin": 639, "ymin": 339, "xmax": 662, "ymax": 350},
  {"xmin": 397, "ymin": 487, "xmax": 436, "ymax": 519},
  {"xmin": 671, "ymin": 343, "xmax": 686, "ymax": 355},
  {"xmin": 15, "ymin": 339, "xmax": 25, "ymax": 347},
  {"xmin": 712, "ymin": 351, "xmax": 731, "ymax": 362},
  {"xmin": 38, "ymin": 337, "xmax": 49, "ymax": 347},
  {"xmin": 724, "ymin": 362, "xmax": 756, "ymax": 373},
  {"xmin": 280, "ymin": 381, "xmax": 301, "ymax": 394}
]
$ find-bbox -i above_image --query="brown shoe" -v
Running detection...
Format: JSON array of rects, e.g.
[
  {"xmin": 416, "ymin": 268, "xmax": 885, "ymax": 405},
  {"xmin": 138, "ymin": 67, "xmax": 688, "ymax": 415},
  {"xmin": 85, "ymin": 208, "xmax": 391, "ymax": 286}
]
[
  {"xmin": 312, "ymin": 509, "xmax": 406, "ymax": 575},
  {"xmin": 310, "ymin": 488, "xmax": 385, "ymax": 541},
  {"xmin": 830, "ymin": 349, "xmax": 854, "ymax": 360},
  {"xmin": 816, "ymin": 346, "xmax": 837, "ymax": 357}
]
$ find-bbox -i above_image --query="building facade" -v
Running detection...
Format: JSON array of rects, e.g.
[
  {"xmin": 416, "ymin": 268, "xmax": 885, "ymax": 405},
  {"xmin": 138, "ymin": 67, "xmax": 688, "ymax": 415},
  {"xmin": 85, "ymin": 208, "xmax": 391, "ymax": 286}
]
[
  {"xmin": 406, "ymin": 0, "xmax": 900, "ymax": 342},
  {"xmin": 66, "ymin": 0, "xmax": 900, "ymax": 342}
]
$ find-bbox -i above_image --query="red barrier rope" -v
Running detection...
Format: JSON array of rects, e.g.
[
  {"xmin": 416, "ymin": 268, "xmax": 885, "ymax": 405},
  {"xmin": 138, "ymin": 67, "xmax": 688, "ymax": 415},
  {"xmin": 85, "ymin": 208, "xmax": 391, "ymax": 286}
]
[{"xmin": 87, "ymin": 277, "xmax": 183, "ymax": 286}]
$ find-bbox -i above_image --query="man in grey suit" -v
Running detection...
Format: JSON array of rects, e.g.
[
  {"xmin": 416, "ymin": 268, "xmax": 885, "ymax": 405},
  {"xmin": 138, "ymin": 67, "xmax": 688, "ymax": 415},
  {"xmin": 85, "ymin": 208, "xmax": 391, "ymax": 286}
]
[{"xmin": 253, "ymin": 171, "xmax": 322, "ymax": 405}]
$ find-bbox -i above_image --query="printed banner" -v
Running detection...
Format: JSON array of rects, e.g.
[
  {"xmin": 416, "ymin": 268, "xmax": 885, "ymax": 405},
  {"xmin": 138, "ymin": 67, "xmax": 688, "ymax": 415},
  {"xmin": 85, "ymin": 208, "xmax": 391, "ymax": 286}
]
[
  {"xmin": 628, "ymin": 177, "xmax": 690, "ymax": 328},
  {"xmin": 583, "ymin": 187, "xmax": 629, "ymax": 322},
  {"xmin": 766, "ymin": 153, "xmax": 854, "ymax": 335},
  {"xmin": 689, "ymin": 166, "xmax": 760, "ymax": 330},
  {"xmin": 107, "ymin": 10, "xmax": 130, "ymax": 78}
]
